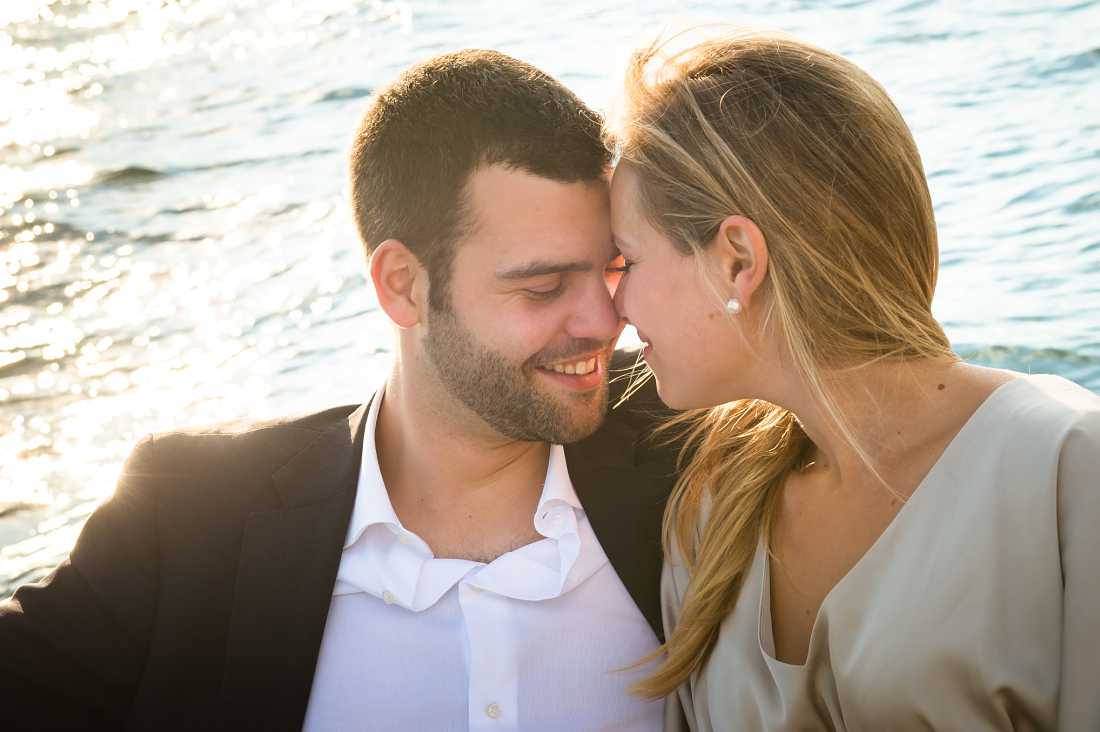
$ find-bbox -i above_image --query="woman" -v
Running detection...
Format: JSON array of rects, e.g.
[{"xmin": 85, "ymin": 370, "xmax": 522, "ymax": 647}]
[{"xmin": 603, "ymin": 31, "xmax": 1100, "ymax": 731}]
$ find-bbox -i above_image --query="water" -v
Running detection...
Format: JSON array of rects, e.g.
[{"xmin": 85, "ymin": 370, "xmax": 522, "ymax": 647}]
[{"xmin": 1, "ymin": 0, "xmax": 1098, "ymax": 596}]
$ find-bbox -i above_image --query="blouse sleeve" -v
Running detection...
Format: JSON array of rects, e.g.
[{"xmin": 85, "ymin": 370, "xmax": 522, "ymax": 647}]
[
  {"xmin": 660, "ymin": 546, "xmax": 688, "ymax": 641},
  {"xmin": 660, "ymin": 540, "xmax": 695, "ymax": 732},
  {"xmin": 1056, "ymin": 410, "xmax": 1100, "ymax": 731}
]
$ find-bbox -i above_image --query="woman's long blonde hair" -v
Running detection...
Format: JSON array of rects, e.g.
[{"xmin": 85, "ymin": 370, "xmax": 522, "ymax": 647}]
[{"xmin": 605, "ymin": 31, "xmax": 956, "ymax": 697}]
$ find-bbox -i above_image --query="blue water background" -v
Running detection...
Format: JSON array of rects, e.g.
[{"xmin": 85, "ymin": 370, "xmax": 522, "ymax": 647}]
[{"xmin": 1, "ymin": 0, "xmax": 1098, "ymax": 594}]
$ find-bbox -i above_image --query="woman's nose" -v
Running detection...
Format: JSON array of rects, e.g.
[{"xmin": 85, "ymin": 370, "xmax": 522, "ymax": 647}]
[{"xmin": 612, "ymin": 273, "xmax": 630, "ymax": 322}]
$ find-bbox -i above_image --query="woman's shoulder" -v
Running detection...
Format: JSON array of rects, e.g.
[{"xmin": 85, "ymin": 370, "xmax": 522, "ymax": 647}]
[
  {"xmin": 1017, "ymin": 375, "xmax": 1100, "ymax": 492},
  {"xmin": 1018, "ymin": 372, "xmax": 1100, "ymax": 410},
  {"xmin": 958, "ymin": 373, "xmax": 1099, "ymax": 510},
  {"xmin": 974, "ymin": 372, "xmax": 1100, "ymax": 445}
]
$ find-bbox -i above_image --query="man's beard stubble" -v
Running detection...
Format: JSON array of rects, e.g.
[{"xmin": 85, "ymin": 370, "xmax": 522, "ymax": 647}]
[{"xmin": 423, "ymin": 305, "xmax": 610, "ymax": 444}]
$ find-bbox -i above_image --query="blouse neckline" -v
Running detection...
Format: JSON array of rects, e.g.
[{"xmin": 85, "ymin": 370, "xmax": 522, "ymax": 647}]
[{"xmin": 755, "ymin": 374, "xmax": 1031, "ymax": 671}]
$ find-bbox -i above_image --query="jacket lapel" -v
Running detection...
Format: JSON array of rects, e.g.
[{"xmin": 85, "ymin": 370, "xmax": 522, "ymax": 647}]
[
  {"xmin": 566, "ymin": 408, "xmax": 676, "ymax": 642},
  {"xmin": 219, "ymin": 400, "xmax": 370, "ymax": 731}
]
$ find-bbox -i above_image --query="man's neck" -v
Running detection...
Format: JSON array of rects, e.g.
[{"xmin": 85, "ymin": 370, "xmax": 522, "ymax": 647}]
[{"xmin": 374, "ymin": 369, "xmax": 551, "ymax": 561}]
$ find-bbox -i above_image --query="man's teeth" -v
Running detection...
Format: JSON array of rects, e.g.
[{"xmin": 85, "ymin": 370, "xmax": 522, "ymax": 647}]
[{"xmin": 547, "ymin": 357, "xmax": 597, "ymax": 375}]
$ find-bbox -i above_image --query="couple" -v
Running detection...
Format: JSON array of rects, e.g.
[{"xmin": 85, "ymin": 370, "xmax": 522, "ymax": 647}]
[{"xmin": 3, "ymin": 30, "xmax": 1099, "ymax": 732}]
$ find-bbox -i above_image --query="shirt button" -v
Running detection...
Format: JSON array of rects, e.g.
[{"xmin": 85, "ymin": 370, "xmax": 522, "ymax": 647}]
[
  {"xmin": 382, "ymin": 590, "xmax": 396, "ymax": 605},
  {"xmin": 485, "ymin": 702, "xmax": 501, "ymax": 720}
]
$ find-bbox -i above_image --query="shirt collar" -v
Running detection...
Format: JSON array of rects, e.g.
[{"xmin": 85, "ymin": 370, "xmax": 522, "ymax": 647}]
[
  {"xmin": 343, "ymin": 383, "xmax": 401, "ymax": 550},
  {"xmin": 532, "ymin": 443, "xmax": 583, "ymax": 540}
]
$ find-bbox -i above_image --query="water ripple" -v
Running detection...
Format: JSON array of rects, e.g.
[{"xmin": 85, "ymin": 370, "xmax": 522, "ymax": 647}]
[{"xmin": 314, "ymin": 85, "xmax": 375, "ymax": 103}]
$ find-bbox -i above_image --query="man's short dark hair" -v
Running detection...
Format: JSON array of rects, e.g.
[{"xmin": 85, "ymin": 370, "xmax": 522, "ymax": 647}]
[{"xmin": 349, "ymin": 49, "xmax": 610, "ymax": 310}]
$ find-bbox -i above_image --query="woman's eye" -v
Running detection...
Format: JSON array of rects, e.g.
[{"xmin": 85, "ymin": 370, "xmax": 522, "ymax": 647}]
[
  {"xmin": 605, "ymin": 253, "xmax": 634, "ymax": 274},
  {"xmin": 604, "ymin": 255, "xmax": 634, "ymax": 291}
]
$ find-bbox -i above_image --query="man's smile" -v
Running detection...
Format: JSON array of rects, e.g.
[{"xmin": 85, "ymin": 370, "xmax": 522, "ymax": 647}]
[
  {"xmin": 539, "ymin": 355, "xmax": 598, "ymax": 375},
  {"xmin": 534, "ymin": 350, "xmax": 608, "ymax": 391}
]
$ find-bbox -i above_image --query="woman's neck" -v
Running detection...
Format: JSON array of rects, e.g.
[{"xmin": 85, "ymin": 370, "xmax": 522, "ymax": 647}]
[{"xmin": 769, "ymin": 357, "xmax": 1005, "ymax": 493}]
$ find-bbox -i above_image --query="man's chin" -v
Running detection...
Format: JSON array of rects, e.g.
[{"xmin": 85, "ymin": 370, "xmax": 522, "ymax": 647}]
[
  {"xmin": 531, "ymin": 380, "xmax": 609, "ymax": 443},
  {"xmin": 544, "ymin": 415, "xmax": 604, "ymax": 444}
]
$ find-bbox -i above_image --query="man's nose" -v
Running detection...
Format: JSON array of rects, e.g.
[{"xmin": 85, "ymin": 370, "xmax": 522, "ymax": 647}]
[{"xmin": 567, "ymin": 276, "xmax": 625, "ymax": 343}]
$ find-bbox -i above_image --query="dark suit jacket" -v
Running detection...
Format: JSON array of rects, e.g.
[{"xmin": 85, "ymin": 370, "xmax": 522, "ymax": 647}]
[{"xmin": 0, "ymin": 353, "xmax": 677, "ymax": 730}]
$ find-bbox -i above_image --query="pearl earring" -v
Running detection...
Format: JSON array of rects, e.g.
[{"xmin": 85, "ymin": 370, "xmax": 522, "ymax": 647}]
[{"xmin": 725, "ymin": 298, "xmax": 742, "ymax": 315}]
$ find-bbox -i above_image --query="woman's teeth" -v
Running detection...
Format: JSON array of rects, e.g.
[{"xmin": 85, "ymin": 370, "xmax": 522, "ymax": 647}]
[{"xmin": 547, "ymin": 357, "xmax": 597, "ymax": 375}]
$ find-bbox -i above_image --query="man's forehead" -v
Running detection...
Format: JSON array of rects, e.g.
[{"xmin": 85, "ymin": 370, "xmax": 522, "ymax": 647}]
[
  {"xmin": 455, "ymin": 165, "xmax": 612, "ymax": 266},
  {"xmin": 464, "ymin": 164, "xmax": 608, "ymax": 213}
]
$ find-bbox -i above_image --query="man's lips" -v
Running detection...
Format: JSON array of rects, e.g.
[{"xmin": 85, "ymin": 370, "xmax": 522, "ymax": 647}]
[
  {"xmin": 534, "ymin": 349, "xmax": 610, "ymax": 392},
  {"xmin": 536, "ymin": 350, "xmax": 603, "ymax": 376}
]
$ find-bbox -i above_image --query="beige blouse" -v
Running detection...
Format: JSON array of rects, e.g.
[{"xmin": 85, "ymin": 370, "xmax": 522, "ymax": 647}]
[{"xmin": 662, "ymin": 374, "xmax": 1100, "ymax": 731}]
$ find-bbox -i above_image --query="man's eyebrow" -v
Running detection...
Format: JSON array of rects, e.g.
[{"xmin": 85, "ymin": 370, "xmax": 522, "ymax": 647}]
[{"xmin": 495, "ymin": 260, "xmax": 595, "ymax": 280}]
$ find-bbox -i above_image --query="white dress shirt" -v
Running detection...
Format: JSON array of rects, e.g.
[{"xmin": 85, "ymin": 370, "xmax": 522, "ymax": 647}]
[{"xmin": 302, "ymin": 387, "xmax": 664, "ymax": 731}]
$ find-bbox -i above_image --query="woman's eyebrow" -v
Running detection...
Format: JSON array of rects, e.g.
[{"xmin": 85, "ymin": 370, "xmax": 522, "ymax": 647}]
[{"xmin": 495, "ymin": 260, "xmax": 593, "ymax": 280}]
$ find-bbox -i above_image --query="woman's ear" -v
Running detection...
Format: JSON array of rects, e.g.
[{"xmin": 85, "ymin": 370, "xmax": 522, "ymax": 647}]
[
  {"xmin": 712, "ymin": 215, "xmax": 769, "ymax": 309},
  {"xmin": 369, "ymin": 239, "xmax": 424, "ymax": 328}
]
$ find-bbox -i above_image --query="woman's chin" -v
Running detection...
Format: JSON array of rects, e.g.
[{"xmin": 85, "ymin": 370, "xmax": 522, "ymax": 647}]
[
  {"xmin": 653, "ymin": 377, "xmax": 703, "ymax": 411},
  {"xmin": 653, "ymin": 373, "xmax": 734, "ymax": 411}
]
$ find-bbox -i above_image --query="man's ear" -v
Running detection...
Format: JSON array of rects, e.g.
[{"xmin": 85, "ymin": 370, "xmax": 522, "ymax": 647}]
[
  {"xmin": 711, "ymin": 215, "xmax": 769, "ymax": 309},
  {"xmin": 370, "ymin": 239, "xmax": 424, "ymax": 328}
]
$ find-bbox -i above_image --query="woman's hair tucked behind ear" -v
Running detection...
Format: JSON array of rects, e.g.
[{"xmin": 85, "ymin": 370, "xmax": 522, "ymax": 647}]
[{"xmin": 605, "ymin": 30, "xmax": 956, "ymax": 697}]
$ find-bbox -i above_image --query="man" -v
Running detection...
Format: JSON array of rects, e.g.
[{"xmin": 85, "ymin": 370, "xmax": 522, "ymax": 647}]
[{"xmin": 0, "ymin": 51, "xmax": 677, "ymax": 730}]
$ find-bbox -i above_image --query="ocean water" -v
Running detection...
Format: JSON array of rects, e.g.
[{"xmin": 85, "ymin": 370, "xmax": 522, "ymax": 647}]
[{"xmin": 1, "ymin": 0, "xmax": 1098, "ymax": 595}]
